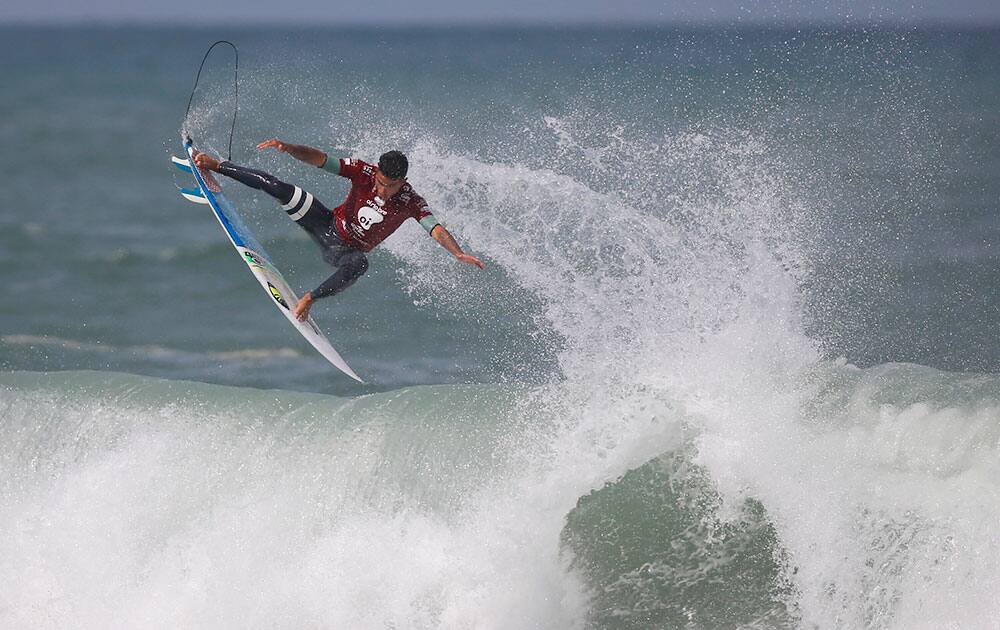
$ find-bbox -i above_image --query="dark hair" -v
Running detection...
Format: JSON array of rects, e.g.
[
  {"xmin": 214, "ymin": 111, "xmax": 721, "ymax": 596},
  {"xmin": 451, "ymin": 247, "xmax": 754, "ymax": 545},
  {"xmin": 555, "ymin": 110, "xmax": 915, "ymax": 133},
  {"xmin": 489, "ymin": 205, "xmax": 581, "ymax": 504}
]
[{"xmin": 378, "ymin": 150, "xmax": 408, "ymax": 180}]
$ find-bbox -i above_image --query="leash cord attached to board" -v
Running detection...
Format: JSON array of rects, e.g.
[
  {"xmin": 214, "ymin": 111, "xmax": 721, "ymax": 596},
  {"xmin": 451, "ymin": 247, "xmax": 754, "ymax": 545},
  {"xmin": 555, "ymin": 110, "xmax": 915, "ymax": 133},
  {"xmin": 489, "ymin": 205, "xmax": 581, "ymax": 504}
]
[{"xmin": 184, "ymin": 40, "xmax": 239, "ymax": 160}]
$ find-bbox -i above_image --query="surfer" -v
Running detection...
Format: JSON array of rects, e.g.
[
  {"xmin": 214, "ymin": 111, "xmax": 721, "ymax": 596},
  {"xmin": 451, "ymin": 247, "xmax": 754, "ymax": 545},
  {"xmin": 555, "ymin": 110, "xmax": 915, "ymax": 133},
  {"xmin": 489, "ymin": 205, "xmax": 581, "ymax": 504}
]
[{"xmin": 193, "ymin": 141, "xmax": 484, "ymax": 321}]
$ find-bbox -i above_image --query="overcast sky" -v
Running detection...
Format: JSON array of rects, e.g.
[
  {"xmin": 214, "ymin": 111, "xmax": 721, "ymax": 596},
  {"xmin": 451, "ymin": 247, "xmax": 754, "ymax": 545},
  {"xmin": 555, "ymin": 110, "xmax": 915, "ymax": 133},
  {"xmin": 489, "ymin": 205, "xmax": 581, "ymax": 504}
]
[{"xmin": 2, "ymin": 0, "xmax": 999, "ymax": 25}]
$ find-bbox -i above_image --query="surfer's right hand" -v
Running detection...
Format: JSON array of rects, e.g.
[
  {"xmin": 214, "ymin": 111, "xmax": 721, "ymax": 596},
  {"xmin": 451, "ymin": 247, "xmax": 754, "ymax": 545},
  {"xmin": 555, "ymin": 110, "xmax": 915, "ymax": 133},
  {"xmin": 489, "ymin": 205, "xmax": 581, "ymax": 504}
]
[
  {"xmin": 192, "ymin": 151, "xmax": 220, "ymax": 172},
  {"xmin": 257, "ymin": 138, "xmax": 288, "ymax": 153}
]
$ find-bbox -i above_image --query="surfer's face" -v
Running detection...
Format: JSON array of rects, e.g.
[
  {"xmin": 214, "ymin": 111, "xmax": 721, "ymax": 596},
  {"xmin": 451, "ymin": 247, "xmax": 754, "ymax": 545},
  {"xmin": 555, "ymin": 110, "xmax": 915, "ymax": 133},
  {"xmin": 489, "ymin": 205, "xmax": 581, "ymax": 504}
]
[{"xmin": 374, "ymin": 169, "xmax": 405, "ymax": 199}]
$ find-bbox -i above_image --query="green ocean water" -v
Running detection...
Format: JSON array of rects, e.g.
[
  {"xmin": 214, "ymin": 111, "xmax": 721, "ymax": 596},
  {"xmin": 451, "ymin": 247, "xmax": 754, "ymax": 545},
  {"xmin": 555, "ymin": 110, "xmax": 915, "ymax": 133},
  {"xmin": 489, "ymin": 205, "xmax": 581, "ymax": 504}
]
[{"xmin": 1, "ymin": 25, "xmax": 998, "ymax": 629}]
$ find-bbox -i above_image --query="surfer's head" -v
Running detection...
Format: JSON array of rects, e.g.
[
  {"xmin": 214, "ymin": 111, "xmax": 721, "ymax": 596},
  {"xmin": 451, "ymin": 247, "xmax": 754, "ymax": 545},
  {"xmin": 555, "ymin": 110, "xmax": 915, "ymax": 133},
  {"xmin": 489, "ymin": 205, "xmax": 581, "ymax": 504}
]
[
  {"xmin": 378, "ymin": 151, "xmax": 408, "ymax": 180},
  {"xmin": 375, "ymin": 150, "xmax": 408, "ymax": 199}
]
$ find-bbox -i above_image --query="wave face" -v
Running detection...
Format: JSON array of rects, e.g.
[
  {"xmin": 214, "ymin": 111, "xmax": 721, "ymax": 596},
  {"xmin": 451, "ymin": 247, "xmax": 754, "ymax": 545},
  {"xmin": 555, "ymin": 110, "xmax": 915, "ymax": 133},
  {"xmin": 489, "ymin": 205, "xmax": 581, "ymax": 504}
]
[{"xmin": 3, "ymin": 362, "xmax": 998, "ymax": 628}]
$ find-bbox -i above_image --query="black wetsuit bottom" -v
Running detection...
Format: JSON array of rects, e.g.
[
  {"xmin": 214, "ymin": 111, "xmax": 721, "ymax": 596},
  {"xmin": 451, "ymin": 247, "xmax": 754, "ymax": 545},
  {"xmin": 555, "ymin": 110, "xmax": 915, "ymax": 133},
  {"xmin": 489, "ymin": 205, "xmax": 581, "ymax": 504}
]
[{"xmin": 216, "ymin": 161, "xmax": 368, "ymax": 299}]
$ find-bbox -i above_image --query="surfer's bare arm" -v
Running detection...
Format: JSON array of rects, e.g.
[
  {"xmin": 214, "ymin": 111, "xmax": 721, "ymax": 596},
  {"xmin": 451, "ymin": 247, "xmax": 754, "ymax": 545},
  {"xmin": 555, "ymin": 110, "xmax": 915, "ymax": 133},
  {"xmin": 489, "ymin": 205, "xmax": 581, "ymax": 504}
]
[
  {"xmin": 257, "ymin": 139, "xmax": 327, "ymax": 167},
  {"xmin": 431, "ymin": 225, "xmax": 485, "ymax": 269}
]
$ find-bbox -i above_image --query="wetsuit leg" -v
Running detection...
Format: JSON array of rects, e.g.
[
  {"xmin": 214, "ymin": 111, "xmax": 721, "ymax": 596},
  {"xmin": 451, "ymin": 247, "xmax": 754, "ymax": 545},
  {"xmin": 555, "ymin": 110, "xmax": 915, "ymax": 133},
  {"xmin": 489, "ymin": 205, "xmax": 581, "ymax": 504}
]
[
  {"xmin": 216, "ymin": 161, "xmax": 295, "ymax": 203},
  {"xmin": 216, "ymin": 161, "xmax": 331, "ymax": 240},
  {"xmin": 312, "ymin": 246, "xmax": 369, "ymax": 299}
]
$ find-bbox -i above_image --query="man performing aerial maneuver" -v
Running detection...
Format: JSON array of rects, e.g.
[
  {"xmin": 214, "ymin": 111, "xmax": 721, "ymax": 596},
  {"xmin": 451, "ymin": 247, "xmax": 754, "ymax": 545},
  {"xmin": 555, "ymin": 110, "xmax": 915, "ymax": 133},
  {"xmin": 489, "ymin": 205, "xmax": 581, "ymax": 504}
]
[{"xmin": 193, "ymin": 139, "xmax": 485, "ymax": 321}]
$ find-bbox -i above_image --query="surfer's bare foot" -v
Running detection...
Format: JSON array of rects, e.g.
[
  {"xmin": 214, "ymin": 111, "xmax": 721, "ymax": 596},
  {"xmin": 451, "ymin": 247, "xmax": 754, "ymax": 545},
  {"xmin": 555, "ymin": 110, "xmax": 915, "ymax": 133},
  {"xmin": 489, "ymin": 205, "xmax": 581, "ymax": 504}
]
[
  {"xmin": 293, "ymin": 292, "xmax": 314, "ymax": 321},
  {"xmin": 192, "ymin": 151, "xmax": 221, "ymax": 172}
]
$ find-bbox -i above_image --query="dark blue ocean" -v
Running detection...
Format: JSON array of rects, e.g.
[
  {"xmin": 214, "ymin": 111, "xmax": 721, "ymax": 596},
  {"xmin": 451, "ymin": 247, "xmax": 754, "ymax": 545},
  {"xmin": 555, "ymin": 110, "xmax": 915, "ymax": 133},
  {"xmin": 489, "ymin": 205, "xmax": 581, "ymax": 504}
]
[{"xmin": 1, "ymin": 25, "xmax": 998, "ymax": 628}]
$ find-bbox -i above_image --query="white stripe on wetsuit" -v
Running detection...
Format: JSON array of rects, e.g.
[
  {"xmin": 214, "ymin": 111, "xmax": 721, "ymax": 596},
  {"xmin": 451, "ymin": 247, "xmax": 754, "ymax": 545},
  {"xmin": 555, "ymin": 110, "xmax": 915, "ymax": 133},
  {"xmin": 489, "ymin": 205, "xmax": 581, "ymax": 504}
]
[
  {"xmin": 280, "ymin": 186, "xmax": 303, "ymax": 211},
  {"xmin": 288, "ymin": 192, "xmax": 313, "ymax": 221},
  {"xmin": 280, "ymin": 186, "xmax": 313, "ymax": 221}
]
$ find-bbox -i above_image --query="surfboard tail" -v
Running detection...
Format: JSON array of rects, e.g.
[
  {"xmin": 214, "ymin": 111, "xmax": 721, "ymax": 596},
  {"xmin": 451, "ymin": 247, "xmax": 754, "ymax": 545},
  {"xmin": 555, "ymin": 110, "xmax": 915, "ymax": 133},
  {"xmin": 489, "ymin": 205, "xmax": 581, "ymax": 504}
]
[
  {"xmin": 171, "ymin": 155, "xmax": 193, "ymax": 173},
  {"xmin": 173, "ymin": 156, "xmax": 207, "ymax": 203}
]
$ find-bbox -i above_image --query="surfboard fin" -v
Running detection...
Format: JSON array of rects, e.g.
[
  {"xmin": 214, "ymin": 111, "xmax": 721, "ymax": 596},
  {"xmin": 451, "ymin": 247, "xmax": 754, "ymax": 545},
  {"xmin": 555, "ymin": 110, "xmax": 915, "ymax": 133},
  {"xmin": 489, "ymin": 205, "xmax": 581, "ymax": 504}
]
[
  {"xmin": 178, "ymin": 186, "xmax": 210, "ymax": 204},
  {"xmin": 171, "ymin": 155, "xmax": 193, "ymax": 173}
]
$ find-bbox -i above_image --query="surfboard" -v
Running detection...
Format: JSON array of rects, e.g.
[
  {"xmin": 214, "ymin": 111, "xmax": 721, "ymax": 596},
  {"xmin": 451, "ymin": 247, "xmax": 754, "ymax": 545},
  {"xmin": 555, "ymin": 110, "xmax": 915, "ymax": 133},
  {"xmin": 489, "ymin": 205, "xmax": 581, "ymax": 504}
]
[{"xmin": 173, "ymin": 139, "xmax": 363, "ymax": 382}]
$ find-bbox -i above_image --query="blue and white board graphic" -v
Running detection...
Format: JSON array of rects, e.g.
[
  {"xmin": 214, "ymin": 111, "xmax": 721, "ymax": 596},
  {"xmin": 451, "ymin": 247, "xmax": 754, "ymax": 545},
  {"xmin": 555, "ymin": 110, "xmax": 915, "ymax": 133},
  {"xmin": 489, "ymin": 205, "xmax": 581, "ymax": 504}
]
[{"xmin": 174, "ymin": 139, "xmax": 363, "ymax": 382}]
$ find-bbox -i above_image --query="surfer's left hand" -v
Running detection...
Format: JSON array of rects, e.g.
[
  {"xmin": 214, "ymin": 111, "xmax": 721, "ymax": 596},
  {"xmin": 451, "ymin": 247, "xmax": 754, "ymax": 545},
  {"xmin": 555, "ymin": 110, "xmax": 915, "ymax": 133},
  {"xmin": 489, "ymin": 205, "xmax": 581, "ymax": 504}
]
[
  {"xmin": 457, "ymin": 254, "xmax": 485, "ymax": 270},
  {"xmin": 257, "ymin": 138, "xmax": 288, "ymax": 152},
  {"xmin": 294, "ymin": 292, "xmax": 314, "ymax": 321}
]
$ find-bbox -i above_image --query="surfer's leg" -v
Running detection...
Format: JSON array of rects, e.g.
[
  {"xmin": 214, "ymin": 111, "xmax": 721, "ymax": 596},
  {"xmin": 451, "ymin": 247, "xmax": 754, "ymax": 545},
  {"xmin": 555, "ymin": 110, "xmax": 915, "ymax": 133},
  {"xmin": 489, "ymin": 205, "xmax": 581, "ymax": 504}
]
[
  {"xmin": 213, "ymin": 160, "xmax": 334, "ymax": 235},
  {"xmin": 311, "ymin": 247, "xmax": 369, "ymax": 299},
  {"xmin": 215, "ymin": 161, "xmax": 299, "ymax": 204},
  {"xmin": 280, "ymin": 191, "xmax": 333, "ymax": 238}
]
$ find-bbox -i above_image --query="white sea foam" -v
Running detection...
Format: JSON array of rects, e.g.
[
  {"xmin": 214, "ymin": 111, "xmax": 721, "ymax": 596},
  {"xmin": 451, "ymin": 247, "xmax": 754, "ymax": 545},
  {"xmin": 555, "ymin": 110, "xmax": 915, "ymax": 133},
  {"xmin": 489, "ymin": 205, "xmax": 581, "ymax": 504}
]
[
  {"xmin": 373, "ymin": 118, "xmax": 1000, "ymax": 628},
  {"xmin": 1, "ymin": 334, "xmax": 302, "ymax": 361},
  {"xmin": 0, "ymin": 373, "xmax": 586, "ymax": 628}
]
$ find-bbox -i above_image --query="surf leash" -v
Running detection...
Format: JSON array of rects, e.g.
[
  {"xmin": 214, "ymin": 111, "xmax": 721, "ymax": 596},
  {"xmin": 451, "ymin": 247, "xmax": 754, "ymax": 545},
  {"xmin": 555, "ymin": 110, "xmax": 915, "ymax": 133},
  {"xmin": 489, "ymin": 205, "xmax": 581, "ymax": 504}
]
[{"xmin": 184, "ymin": 40, "xmax": 239, "ymax": 161}]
